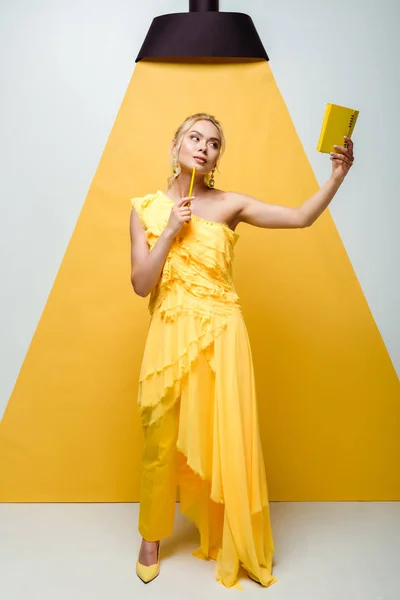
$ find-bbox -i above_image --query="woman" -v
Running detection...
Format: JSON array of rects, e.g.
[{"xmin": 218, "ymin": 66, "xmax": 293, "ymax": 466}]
[{"xmin": 130, "ymin": 113, "xmax": 354, "ymax": 589}]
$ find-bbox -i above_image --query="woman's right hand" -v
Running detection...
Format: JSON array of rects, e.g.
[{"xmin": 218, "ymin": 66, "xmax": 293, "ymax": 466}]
[{"xmin": 166, "ymin": 196, "xmax": 194, "ymax": 237}]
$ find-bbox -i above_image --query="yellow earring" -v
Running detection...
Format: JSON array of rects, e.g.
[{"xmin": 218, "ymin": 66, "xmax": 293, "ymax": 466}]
[
  {"xmin": 209, "ymin": 168, "xmax": 215, "ymax": 188},
  {"xmin": 172, "ymin": 155, "xmax": 179, "ymax": 176}
]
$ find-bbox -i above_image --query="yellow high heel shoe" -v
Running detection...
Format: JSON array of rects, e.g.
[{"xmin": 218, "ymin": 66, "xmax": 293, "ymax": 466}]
[{"xmin": 136, "ymin": 541, "xmax": 160, "ymax": 583}]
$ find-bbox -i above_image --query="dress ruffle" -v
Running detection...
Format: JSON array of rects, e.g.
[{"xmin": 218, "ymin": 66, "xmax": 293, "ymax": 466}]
[
  {"xmin": 130, "ymin": 191, "xmax": 277, "ymax": 590},
  {"xmin": 137, "ymin": 309, "xmax": 229, "ymax": 428}
]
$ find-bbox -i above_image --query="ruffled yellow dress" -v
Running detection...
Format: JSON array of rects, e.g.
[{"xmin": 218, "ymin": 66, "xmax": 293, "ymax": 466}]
[{"xmin": 131, "ymin": 189, "xmax": 277, "ymax": 590}]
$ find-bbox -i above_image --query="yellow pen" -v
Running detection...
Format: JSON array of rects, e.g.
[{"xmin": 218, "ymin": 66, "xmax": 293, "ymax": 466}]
[{"xmin": 187, "ymin": 166, "xmax": 196, "ymax": 207}]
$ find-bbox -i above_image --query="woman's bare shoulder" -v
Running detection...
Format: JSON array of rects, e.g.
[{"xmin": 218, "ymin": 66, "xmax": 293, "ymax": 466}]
[{"xmin": 215, "ymin": 190, "xmax": 247, "ymax": 227}]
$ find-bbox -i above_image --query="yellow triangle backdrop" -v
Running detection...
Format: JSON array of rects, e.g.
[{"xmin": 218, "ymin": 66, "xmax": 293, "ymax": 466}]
[{"xmin": 0, "ymin": 59, "xmax": 398, "ymax": 501}]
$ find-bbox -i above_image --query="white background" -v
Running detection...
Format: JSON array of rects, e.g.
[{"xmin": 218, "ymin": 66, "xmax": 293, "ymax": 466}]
[{"xmin": 1, "ymin": 0, "xmax": 399, "ymax": 419}]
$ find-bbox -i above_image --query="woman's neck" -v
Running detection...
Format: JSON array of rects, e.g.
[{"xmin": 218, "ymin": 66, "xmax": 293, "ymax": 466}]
[{"xmin": 167, "ymin": 173, "xmax": 210, "ymax": 200}]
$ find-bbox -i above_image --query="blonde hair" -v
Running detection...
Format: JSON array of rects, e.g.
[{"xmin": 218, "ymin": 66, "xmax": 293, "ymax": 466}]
[{"xmin": 167, "ymin": 113, "xmax": 226, "ymax": 188}]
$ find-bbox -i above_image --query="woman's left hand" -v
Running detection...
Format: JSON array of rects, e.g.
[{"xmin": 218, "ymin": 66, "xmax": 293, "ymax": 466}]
[{"xmin": 330, "ymin": 136, "xmax": 355, "ymax": 180}]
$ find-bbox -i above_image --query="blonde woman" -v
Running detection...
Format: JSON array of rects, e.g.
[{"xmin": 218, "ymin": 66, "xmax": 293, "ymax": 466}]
[{"xmin": 130, "ymin": 113, "xmax": 354, "ymax": 588}]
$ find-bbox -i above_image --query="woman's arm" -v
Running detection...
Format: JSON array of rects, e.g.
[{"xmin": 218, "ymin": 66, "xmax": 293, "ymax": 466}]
[
  {"xmin": 234, "ymin": 176, "xmax": 344, "ymax": 229},
  {"xmin": 130, "ymin": 208, "xmax": 175, "ymax": 297},
  {"xmin": 234, "ymin": 137, "xmax": 354, "ymax": 229},
  {"xmin": 130, "ymin": 196, "xmax": 193, "ymax": 297}
]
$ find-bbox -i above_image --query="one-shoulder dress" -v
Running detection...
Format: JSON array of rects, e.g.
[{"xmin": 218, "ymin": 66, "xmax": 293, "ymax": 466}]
[{"xmin": 131, "ymin": 189, "xmax": 277, "ymax": 590}]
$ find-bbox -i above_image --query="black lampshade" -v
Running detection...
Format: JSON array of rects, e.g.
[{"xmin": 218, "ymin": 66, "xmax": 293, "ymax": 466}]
[{"xmin": 135, "ymin": 4, "xmax": 268, "ymax": 62}]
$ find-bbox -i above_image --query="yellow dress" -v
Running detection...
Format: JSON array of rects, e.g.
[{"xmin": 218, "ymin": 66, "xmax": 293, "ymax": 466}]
[{"xmin": 131, "ymin": 189, "xmax": 277, "ymax": 590}]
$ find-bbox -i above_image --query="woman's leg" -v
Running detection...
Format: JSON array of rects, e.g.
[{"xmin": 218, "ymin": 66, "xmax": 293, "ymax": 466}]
[{"xmin": 138, "ymin": 398, "xmax": 180, "ymax": 556}]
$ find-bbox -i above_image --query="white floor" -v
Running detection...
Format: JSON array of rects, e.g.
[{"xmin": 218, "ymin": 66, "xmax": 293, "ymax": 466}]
[{"xmin": 0, "ymin": 502, "xmax": 399, "ymax": 599}]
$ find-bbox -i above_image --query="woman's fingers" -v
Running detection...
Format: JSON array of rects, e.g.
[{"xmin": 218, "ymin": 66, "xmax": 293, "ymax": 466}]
[
  {"xmin": 341, "ymin": 136, "xmax": 354, "ymax": 157},
  {"xmin": 179, "ymin": 206, "xmax": 192, "ymax": 220},
  {"xmin": 333, "ymin": 144, "xmax": 354, "ymax": 160},
  {"xmin": 330, "ymin": 154, "xmax": 353, "ymax": 165},
  {"xmin": 178, "ymin": 196, "xmax": 195, "ymax": 207},
  {"xmin": 331, "ymin": 135, "xmax": 355, "ymax": 166},
  {"xmin": 333, "ymin": 144, "xmax": 350, "ymax": 155}
]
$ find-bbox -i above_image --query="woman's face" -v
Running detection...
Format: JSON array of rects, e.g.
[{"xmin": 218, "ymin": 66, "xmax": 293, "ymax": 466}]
[{"xmin": 175, "ymin": 119, "xmax": 221, "ymax": 175}]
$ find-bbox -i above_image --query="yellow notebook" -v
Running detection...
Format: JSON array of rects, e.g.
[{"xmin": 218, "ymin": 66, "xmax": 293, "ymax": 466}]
[{"xmin": 317, "ymin": 103, "xmax": 359, "ymax": 153}]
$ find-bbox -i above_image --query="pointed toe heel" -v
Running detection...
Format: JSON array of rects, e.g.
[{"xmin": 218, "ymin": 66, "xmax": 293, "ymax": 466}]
[{"xmin": 136, "ymin": 542, "xmax": 160, "ymax": 583}]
